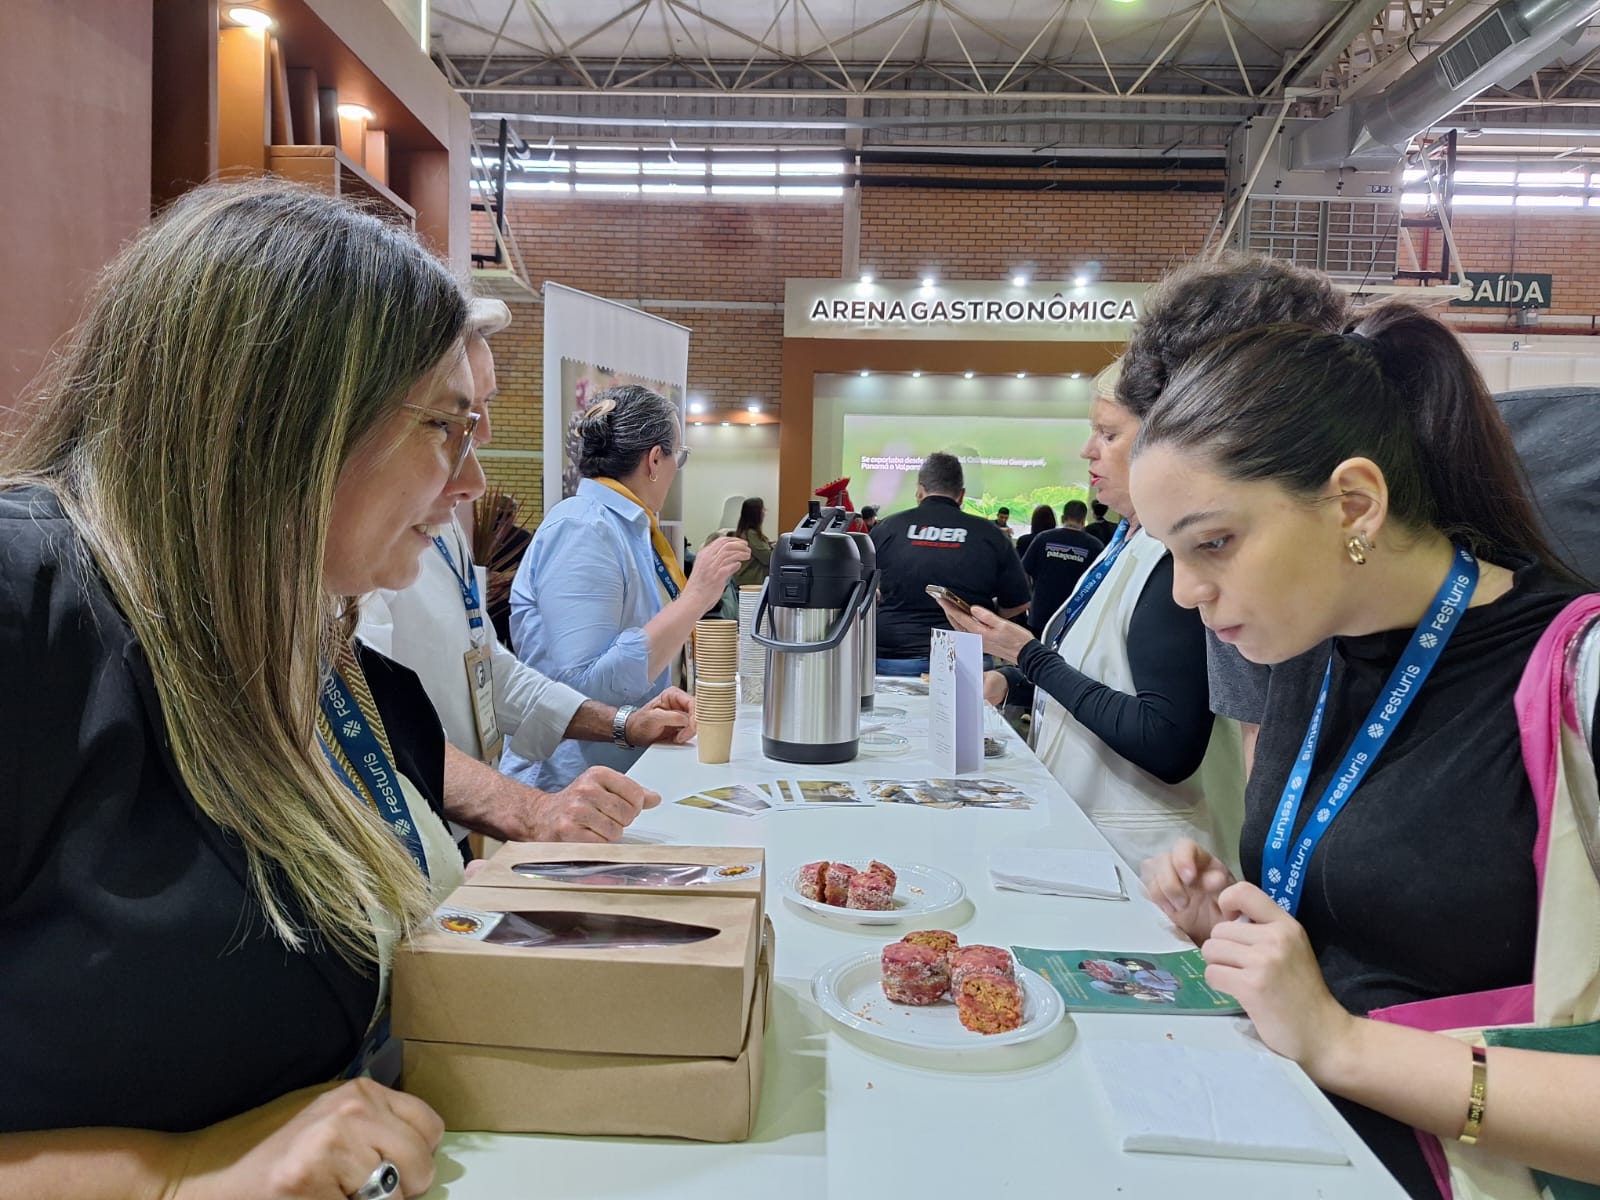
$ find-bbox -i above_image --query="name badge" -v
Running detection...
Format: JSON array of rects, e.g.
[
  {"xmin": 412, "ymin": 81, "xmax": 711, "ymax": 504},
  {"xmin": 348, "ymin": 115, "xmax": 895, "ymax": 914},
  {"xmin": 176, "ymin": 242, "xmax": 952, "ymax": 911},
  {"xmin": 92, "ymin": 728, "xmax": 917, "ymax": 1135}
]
[{"xmin": 464, "ymin": 644, "xmax": 504, "ymax": 762}]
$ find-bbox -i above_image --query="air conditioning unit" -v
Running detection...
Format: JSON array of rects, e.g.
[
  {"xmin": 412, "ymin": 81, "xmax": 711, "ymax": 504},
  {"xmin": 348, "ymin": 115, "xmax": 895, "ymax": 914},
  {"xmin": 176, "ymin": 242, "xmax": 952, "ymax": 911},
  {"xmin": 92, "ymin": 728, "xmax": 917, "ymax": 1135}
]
[{"xmin": 1227, "ymin": 117, "xmax": 1402, "ymax": 204}]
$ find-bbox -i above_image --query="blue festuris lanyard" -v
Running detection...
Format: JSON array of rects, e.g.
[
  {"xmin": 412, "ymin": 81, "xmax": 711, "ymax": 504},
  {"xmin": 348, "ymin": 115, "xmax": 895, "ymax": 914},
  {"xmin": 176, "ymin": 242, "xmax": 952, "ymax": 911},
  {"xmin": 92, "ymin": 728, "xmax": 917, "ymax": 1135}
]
[
  {"xmin": 432, "ymin": 534, "xmax": 484, "ymax": 634},
  {"xmin": 318, "ymin": 666, "xmax": 430, "ymax": 879},
  {"xmin": 652, "ymin": 552, "xmax": 681, "ymax": 601},
  {"xmin": 1048, "ymin": 519, "xmax": 1132, "ymax": 650},
  {"xmin": 1261, "ymin": 545, "xmax": 1478, "ymax": 916}
]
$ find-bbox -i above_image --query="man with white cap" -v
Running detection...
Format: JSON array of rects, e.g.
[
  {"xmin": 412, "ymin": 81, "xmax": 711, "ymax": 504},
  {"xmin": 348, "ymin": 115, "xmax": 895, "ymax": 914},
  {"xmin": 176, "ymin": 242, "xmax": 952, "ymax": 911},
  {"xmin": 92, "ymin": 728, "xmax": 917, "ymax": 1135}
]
[{"xmin": 359, "ymin": 298, "xmax": 694, "ymax": 843}]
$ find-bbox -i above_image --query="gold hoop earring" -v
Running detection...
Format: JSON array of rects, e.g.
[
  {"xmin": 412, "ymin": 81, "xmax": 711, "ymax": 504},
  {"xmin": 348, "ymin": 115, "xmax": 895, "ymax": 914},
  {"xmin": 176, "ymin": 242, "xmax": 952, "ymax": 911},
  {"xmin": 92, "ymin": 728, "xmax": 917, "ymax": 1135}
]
[
  {"xmin": 648, "ymin": 472, "xmax": 658, "ymax": 482},
  {"xmin": 1346, "ymin": 532, "xmax": 1373, "ymax": 565}
]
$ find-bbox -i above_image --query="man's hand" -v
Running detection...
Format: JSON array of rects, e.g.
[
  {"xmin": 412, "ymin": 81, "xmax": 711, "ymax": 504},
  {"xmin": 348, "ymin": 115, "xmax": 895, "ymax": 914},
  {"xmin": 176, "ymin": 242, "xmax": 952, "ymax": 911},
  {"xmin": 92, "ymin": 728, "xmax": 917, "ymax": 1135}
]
[
  {"xmin": 625, "ymin": 687, "xmax": 696, "ymax": 746},
  {"xmin": 524, "ymin": 766, "xmax": 661, "ymax": 843}
]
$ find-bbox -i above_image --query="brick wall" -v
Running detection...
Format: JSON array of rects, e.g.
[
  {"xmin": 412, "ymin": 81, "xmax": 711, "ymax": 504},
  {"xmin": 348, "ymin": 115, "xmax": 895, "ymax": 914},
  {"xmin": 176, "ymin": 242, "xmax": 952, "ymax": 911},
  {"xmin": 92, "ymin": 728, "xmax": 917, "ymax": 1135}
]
[
  {"xmin": 472, "ymin": 175, "xmax": 1600, "ymax": 527},
  {"xmin": 1449, "ymin": 211, "xmax": 1600, "ymax": 316}
]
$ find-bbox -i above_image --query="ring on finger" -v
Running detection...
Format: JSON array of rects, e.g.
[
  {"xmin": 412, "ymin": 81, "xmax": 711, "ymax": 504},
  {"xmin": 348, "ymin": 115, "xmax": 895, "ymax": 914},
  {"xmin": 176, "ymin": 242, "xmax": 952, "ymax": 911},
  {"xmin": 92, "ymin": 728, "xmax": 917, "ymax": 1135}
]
[{"xmin": 350, "ymin": 1160, "xmax": 401, "ymax": 1200}]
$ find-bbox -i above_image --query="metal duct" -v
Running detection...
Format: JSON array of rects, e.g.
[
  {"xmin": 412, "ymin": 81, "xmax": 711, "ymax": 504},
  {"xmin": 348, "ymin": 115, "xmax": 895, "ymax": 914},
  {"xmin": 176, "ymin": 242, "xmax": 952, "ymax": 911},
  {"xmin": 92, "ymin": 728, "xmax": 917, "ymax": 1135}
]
[{"xmin": 1289, "ymin": 0, "xmax": 1600, "ymax": 170}]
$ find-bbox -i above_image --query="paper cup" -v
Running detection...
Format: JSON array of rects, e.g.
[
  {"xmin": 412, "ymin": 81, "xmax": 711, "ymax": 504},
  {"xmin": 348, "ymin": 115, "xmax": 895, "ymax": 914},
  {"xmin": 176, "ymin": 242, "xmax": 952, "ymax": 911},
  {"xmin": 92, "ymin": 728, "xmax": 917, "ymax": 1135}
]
[{"xmin": 697, "ymin": 719, "xmax": 735, "ymax": 764}]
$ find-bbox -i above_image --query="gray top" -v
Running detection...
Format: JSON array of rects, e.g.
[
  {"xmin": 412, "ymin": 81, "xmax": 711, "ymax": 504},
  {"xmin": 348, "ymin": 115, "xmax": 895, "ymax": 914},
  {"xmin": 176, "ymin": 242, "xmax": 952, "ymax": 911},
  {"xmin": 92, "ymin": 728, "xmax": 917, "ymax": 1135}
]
[{"xmin": 1207, "ymin": 385, "xmax": 1600, "ymax": 725}]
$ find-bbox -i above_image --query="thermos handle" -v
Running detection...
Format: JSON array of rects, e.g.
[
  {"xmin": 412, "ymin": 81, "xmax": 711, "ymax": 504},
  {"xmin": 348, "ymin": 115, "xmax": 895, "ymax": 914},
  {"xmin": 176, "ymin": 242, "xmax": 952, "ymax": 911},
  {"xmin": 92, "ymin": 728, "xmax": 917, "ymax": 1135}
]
[
  {"xmin": 751, "ymin": 578, "xmax": 869, "ymax": 654},
  {"xmin": 855, "ymin": 568, "xmax": 878, "ymax": 618}
]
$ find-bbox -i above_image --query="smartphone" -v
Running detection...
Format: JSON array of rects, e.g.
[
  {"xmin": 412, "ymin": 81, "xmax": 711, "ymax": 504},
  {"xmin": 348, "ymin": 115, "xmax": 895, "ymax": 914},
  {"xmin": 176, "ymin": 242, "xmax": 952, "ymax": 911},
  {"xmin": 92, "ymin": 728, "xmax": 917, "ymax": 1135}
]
[{"xmin": 925, "ymin": 584, "xmax": 972, "ymax": 614}]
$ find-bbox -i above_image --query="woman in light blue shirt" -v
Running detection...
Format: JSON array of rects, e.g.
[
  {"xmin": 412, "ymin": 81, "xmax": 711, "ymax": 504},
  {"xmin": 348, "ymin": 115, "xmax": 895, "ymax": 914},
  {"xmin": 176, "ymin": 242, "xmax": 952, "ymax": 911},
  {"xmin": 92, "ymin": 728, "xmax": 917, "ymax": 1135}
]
[{"xmin": 503, "ymin": 385, "xmax": 749, "ymax": 789}]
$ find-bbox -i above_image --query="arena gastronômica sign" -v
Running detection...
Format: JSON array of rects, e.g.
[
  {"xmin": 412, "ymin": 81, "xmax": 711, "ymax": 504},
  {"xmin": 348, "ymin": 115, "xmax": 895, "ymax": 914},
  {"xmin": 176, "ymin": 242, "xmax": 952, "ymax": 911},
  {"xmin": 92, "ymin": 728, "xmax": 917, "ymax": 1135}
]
[{"xmin": 784, "ymin": 279, "xmax": 1147, "ymax": 342}]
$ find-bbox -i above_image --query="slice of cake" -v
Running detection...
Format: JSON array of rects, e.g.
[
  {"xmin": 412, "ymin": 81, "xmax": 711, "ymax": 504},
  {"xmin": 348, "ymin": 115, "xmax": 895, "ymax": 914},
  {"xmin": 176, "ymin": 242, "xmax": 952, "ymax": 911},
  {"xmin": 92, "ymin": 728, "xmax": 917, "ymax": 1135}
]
[
  {"xmin": 880, "ymin": 942, "xmax": 949, "ymax": 1005},
  {"xmin": 796, "ymin": 861, "xmax": 829, "ymax": 902},
  {"xmin": 823, "ymin": 861, "xmax": 858, "ymax": 907},
  {"xmin": 846, "ymin": 871, "xmax": 894, "ymax": 910},
  {"xmin": 949, "ymin": 945, "xmax": 1014, "ymax": 991},
  {"xmin": 955, "ymin": 971, "xmax": 1024, "ymax": 1034},
  {"xmin": 900, "ymin": 929, "xmax": 959, "ymax": 963},
  {"xmin": 864, "ymin": 860, "xmax": 898, "ymax": 890}
]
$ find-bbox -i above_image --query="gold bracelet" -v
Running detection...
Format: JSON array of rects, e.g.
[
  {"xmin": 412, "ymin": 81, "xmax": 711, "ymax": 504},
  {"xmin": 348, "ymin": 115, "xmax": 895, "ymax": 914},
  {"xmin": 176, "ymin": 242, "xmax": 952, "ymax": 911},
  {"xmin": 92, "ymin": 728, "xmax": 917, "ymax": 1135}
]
[{"xmin": 1459, "ymin": 1045, "xmax": 1488, "ymax": 1144}]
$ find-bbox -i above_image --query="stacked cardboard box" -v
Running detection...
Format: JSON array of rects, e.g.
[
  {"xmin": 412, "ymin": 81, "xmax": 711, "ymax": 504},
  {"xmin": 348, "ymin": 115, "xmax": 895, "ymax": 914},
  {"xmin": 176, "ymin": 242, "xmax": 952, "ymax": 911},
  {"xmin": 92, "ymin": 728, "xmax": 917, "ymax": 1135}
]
[{"xmin": 394, "ymin": 843, "xmax": 770, "ymax": 1141}]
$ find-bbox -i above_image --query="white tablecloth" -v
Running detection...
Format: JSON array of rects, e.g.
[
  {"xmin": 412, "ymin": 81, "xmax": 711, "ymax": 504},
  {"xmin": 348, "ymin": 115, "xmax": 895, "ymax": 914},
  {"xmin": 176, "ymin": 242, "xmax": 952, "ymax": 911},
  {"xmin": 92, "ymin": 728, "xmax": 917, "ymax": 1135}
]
[{"xmin": 425, "ymin": 692, "xmax": 1405, "ymax": 1199}]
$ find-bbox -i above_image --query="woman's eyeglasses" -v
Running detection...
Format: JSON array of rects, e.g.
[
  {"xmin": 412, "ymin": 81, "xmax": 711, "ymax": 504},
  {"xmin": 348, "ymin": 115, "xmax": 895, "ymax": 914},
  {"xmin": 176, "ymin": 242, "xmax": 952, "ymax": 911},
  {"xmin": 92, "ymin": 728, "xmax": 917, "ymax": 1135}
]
[
  {"xmin": 674, "ymin": 445, "xmax": 691, "ymax": 468},
  {"xmin": 404, "ymin": 404, "xmax": 482, "ymax": 480}
]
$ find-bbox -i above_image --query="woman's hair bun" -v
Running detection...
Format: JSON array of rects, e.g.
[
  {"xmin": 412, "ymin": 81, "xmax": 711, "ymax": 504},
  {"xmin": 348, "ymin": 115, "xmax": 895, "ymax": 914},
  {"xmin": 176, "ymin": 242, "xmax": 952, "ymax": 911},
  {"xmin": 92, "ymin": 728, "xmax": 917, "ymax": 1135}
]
[{"xmin": 578, "ymin": 395, "xmax": 619, "ymax": 456}]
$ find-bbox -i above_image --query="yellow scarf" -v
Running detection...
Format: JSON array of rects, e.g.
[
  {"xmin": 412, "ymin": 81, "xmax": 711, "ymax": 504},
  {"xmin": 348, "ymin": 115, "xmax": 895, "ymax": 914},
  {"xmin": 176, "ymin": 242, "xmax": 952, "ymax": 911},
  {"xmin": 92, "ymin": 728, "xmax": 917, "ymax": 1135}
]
[{"xmin": 594, "ymin": 477, "xmax": 688, "ymax": 595}]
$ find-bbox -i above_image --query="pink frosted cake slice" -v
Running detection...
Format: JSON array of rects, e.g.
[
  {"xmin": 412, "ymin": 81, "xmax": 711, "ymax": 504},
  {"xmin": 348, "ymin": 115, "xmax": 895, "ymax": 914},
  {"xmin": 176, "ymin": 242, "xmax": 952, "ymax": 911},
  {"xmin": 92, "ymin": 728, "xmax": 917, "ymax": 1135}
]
[
  {"xmin": 796, "ymin": 861, "xmax": 829, "ymax": 902},
  {"xmin": 880, "ymin": 942, "xmax": 950, "ymax": 1005},
  {"xmin": 949, "ymin": 945, "xmax": 1015, "ymax": 991},
  {"xmin": 823, "ymin": 861, "xmax": 858, "ymax": 907},
  {"xmin": 845, "ymin": 871, "xmax": 894, "ymax": 910},
  {"xmin": 955, "ymin": 971, "xmax": 1023, "ymax": 1034}
]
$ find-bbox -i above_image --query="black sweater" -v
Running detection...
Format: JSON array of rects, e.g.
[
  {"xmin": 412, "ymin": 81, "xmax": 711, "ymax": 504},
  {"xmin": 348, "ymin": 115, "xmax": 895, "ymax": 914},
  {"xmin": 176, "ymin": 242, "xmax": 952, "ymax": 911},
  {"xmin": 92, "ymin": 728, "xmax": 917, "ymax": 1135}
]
[{"xmin": 0, "ymin": 487, "xmax": 450, "ymax": 1134}]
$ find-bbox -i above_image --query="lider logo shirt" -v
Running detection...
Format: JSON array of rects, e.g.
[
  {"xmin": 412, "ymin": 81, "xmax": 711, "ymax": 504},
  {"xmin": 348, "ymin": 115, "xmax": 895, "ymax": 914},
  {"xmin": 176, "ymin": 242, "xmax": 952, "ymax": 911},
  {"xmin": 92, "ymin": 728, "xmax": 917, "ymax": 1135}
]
[{"xmin": 906, "ymin": 525, "xmax": 969, "ymax": 545}]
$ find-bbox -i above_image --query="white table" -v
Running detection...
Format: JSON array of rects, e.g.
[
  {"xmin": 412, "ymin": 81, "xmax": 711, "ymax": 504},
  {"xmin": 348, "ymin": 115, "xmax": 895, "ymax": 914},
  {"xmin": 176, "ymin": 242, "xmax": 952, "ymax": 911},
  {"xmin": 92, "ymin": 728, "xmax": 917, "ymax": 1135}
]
[{"xmin": 426, "ymin": 692, "xmax": 1406, "ymax": 1199}]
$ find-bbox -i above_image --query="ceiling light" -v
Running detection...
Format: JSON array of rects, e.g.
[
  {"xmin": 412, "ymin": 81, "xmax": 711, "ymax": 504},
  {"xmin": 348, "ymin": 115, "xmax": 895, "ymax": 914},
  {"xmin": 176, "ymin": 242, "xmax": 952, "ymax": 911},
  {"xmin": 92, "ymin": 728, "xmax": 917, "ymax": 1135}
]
[
  {"xmin": 1070, "ymin": 372, "xmax": 1083, "ymax": 379},
  {"xmin": 911, "ymin": 370, "xmax": 922, "ymax": 378},
  {"xmin": 689, "ymin": 401, "xmax": 705, "ymax": 414},
  {"xmin": 1016, "ymin": 371, "xmax": 1027, "ymax": 379},
  {"xmin": 227, "ymin": 6, "xmax": 274, "ymax": 28},
  {"xmin": 337, "ymin": 103, "xmax": 374, "ymax": 122},
  {"xmin": 1011, "ymin": 274, "xmax": 1027, "ymax": 286},
  {"xmin": 746, "ymin": 401, "xmax": 762, "ymax": 413},
  {"xmin": 1074, "ymin": 275, "xmax": 1088, "ymax": 287},
  {"xmin": 721, "ymin": 420, "xmax": 731, "ymax": 427},
  {"xmin": 963, "ymin": 371, "xmax": 974, "ymax": 379},
  {"xmin": 859, "ymin": 273, "xmax": 874, "ymax": 284},
  {"xmin": 921, "ymin": 276, "xmax": 936, "ymax": 287},
  {"xmin": 859, "ymin": 370, "xmax": 870, "ymax": 378}
]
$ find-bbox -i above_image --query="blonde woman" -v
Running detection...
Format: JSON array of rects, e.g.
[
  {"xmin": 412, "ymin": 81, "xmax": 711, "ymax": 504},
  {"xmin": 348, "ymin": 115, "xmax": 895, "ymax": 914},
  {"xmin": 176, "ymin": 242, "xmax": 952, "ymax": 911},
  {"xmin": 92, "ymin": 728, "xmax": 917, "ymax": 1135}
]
[{"xmin": 0, "ymin": 183, "xmax": 473, "ymax": 1198}]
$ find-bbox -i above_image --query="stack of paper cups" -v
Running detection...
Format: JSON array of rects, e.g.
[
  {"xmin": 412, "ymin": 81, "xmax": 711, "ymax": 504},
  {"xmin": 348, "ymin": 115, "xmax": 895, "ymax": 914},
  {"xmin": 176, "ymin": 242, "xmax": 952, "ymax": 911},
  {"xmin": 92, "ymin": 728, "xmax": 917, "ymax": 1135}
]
[
  {"xmin": 737, "ymin": 585, "xmax": 764, "ymax": 705},
  {"xmin": 692, "ymin": 619, "xmax": 739, "ymax": 764}
]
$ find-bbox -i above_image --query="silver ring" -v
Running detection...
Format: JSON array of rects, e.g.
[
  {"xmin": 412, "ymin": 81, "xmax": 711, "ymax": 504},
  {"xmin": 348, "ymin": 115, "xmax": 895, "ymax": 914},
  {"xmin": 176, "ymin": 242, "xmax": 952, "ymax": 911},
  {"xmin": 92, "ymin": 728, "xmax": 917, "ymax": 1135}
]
[{"xmin": 350, "ymin": 1160, "xmax": 401, "ymax": 1200}]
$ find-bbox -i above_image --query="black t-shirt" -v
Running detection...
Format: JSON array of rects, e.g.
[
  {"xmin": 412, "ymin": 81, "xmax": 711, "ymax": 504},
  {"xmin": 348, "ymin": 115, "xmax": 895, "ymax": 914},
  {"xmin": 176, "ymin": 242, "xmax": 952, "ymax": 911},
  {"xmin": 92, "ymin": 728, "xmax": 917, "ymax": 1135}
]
[
  {"xmin": 1021, "ymin": 527, "xmax": 1104, "ymax": 637},
  {"xmin": 1084, "ymin": 518, "xmax": 1117, "ymax": 545},
  {"xmin": 869, "ymin": 495, "xmax": 1031, "ymax": 658},
  {"xmin": 0, "ymin": 487, "xmax": 452, "ymax": 1134},
  {"xmin": 1240, "ymin": 558, "xmax": 1585, "ymax": 1198}
]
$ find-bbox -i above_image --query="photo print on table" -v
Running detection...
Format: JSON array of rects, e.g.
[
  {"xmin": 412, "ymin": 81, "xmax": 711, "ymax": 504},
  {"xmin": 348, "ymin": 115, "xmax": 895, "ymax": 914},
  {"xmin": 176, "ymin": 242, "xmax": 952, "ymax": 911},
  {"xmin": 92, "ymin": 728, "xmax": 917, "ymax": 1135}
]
[
  {"xmin": 783, "ymin": 779, "xmax": 871, "ymax": 806},
  {"xmin": 698, "ymin": 783, "xmax": 778, "ymax": 813},
  {"xmin": 865, "ymin": 778, "xmax": 1034, "ymax": 810}
]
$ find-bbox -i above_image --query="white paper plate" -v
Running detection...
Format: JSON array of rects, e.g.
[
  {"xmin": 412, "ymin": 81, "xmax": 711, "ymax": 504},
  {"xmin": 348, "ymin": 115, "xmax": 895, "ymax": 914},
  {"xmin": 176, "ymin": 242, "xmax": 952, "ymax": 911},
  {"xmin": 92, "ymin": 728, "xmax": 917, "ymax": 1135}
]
[
  {"xmin": 812, "ymin": 950, "xmax": 1065, "ymax": 1049},
  {"xmin": 783, "ymin": 862, "xmax": 964, "ymax": 925}
]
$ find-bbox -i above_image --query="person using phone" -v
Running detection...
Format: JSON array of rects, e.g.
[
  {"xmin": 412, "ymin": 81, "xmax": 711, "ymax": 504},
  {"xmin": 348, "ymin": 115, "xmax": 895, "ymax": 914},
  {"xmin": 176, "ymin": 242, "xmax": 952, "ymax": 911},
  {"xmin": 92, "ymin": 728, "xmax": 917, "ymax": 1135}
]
[
  {"xmin": 933, "ymin": 362, "xmax": 1242, "ymax": 873},
  {"xmin": 870, "ymin": 452, "xmax": 1030, "ymax": 676}
]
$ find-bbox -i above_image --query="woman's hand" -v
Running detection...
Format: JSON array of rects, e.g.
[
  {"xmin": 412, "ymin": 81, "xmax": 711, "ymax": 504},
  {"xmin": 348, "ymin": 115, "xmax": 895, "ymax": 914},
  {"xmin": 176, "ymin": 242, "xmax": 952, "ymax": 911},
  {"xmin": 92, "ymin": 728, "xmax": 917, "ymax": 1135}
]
[
  {"xmin": 1139, "ymin": 837, "xmax": 1236, "ymax": 944},
  {"xmin": 173, "ymin": 1078, "xmax": 444, "ymax": 1200},
  {"xmin": 1200, "ymin": 883, "xmax": 1359, "ymax": 1080},
  {"xmin": 934, "ymin": 599, "xmax": 1032, "ymax": 663},
  {"xmin": 685, "ymin": 535, "xmax": 750, "ymax": 605}
]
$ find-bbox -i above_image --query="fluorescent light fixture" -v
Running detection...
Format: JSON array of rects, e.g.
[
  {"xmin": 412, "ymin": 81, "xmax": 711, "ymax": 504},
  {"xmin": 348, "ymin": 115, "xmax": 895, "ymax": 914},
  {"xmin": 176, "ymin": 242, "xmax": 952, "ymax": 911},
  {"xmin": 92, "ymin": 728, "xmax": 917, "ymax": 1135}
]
[
  {"xmin": 911, "ymin": 370, "xmax": 922, "ymax": 378},
  {"xmin": 1074, "ymin": 275, "xmax": 1088, "ymax": 287},
  {"xmin": 746, "ymin": 401, "xmax": 762, "ymax": 412},
  {"xmin": 1011, "ymin": 274, "xmax": 1028, "ymax": 286},
  {"xmin": 859, "ymin": 370, "xmax": 870, "ymax": 378},
  {"xmin": 1016, "ymin": 371, "xmax": 1027, "ymax": 379},
  {"xmin": 964, "ymin": 371, "xmax": 975, "ymax": 379},
  {"xmin": 859, "ymin": 273, "xmax": 874, "ymax": 284},
  {"xmin": 337, "ymin": 103, "xmax": 374, "ymax": 122},
  {"xmin": 227, "ymin": 6, "xmax": 274, "ymax": 28},
  {"xmin": 1071, "ymin": 372, "xmax": 1083, "ymax": 379},
  {"xmin": 921, "ymin": 276, "xmax": 936, "ymax": 287},
  {"xmin": 688, "ymin": 401, "xmax": 705, "ymax": 414},
  {"xmin": 721, "ymin": 421, "xmax": 732, "ymax": 427}
]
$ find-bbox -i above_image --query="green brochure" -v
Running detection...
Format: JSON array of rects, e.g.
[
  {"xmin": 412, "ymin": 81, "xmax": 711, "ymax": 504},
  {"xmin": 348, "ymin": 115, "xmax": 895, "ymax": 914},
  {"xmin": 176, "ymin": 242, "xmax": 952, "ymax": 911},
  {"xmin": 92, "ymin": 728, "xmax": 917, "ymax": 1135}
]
[{"xmin": 1012, "ymin": 946, "xmax": 1243, "ymax": 1014}]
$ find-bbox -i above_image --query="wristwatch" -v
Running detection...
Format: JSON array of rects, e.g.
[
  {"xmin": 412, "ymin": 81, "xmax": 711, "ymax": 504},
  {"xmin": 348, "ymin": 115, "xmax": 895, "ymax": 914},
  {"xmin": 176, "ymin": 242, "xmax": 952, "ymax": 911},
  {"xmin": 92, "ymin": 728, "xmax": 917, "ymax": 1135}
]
[{"xmin": 612, "ymin": 704, "xmax": 638, "ymax": 747}]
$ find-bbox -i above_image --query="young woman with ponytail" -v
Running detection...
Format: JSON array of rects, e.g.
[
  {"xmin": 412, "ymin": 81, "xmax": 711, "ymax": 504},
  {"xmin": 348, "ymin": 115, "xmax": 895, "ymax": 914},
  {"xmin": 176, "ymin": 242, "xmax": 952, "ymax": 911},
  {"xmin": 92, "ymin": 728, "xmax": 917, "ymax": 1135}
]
[{"xmin": 1131, "ymin": 300, "xmax": 1600, "ymax": 1197}]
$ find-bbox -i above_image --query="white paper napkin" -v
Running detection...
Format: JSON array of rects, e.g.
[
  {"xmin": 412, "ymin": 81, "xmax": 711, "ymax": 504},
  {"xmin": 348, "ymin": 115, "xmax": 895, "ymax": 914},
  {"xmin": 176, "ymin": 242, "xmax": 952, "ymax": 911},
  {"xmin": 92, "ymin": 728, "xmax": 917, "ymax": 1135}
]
[
  {"xmin": 989, "ymin": 847, "xmax": 1127, "ymax": 899},
  {"xmin": 1084, "ymin": 1040, "xmax": 1351, "ymax": 1166}
]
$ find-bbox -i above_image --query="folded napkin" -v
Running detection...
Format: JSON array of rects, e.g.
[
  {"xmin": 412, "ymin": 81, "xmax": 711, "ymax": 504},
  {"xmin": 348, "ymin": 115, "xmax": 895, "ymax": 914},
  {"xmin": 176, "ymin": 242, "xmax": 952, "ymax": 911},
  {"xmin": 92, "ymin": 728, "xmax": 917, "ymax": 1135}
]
[
  {"xmin": 989, "ymin": 847, "xmax": 1127, "ymax": 899},
  {"xmin": 1084, "ymin": 1040, "xmax": 1350, "ymax": 1166}
]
